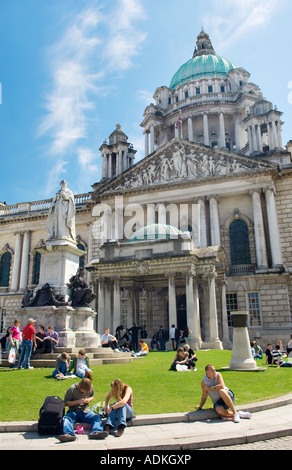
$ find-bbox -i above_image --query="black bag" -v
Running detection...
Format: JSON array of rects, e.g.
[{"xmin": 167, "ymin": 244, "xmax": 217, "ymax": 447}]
[{"xmin": 38, "ymin": 396, "xmax": 65, "ymax": 435}]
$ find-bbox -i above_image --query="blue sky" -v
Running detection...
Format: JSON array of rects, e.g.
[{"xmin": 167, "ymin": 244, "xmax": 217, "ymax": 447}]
[{"xmin": 1, "ymin": 0, "xmax": 291, "ymax": 205}]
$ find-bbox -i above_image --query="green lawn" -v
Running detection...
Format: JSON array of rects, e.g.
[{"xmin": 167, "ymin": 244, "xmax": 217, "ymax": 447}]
[{"xmin": 0, "ymin": 350, "xmax": 291, "ymax": 421}]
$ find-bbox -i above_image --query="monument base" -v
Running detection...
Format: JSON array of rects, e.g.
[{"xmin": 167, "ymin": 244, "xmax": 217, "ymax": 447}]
[{"xmin": 17, "ymin": 305, "xmax": 100, "ymax": 348}]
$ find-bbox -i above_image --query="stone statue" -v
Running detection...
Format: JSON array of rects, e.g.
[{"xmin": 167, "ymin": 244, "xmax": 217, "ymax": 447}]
[
  {"xmin": 25, "ymin": 283, "xmax": 68, "ymax": 307},
  {"xmin": 67, "ymin": 268, "xmax": 96, "ymax": 307},
  {"xmin": 47, "ymin": 180, "xmax": 76, "ymax": 241}
]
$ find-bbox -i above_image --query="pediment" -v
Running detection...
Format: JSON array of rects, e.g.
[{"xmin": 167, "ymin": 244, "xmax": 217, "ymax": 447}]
[{"xmin": 96, "ymin": 139, "xmax": 276, "ymax": 195}]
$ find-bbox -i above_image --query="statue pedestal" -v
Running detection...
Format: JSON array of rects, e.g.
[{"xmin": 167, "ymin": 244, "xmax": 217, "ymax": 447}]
[
  {"xmin": 223, "ymin": 312, "xmax": 266, "ymax": 371},
  {"xmin": 36, "ymin": 238, "xmax": 84, "ymax": 301},
  {"xmin": 17, "ymin": 305, "xmax": 100, "ymax": 348}
]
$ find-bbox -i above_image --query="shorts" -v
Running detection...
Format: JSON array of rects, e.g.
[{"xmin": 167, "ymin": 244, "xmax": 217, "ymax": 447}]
[{"xmin": 214, "ymin": 389, "xmax": 235, "ymax": 410}]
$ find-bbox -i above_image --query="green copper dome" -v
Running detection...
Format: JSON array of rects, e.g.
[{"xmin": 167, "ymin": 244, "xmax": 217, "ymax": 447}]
[
  {"xmin": 170, "ymin": 54, "xmax": 237, "ymax": 89},
  {"xmin": 169, "ymin": 30, "xmax": 238, "ymax": 89},
  {"xmin": 127, "ymin": 224, "xmax": 184, "ymax": 242}
]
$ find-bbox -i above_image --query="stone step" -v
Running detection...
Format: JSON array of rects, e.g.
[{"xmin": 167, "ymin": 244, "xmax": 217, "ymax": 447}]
[{"xmin": 0, "ymin": 347, "xmax": 135, "ymax": 368}]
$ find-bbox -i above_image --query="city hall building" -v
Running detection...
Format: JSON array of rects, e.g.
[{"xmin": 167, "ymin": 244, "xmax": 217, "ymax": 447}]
[{"xmin": 1, "ymin": 30, "xmax": 291, "ymax": 349}]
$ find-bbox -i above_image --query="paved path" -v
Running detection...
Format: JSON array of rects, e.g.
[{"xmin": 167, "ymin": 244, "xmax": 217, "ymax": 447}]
[{"xmin": 0, "ymin": 394, "xmax": 291, "ymax": 452}]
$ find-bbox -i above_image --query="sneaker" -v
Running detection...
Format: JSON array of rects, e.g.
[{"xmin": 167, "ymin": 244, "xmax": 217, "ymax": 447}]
[
  {"xmin": 58, "ymin": 434, "xmax": 77, "ymax": 442},
  {"xmin": 233, "ymin": 412, "xmax": 240, "ymax": 423},
  {"xmin": 116, "ymin": 425, "xmax": 125, "ymax": 437},
  {"xmin": 89, "ymin": 431, "xmax": 109, "ymax": 440},
  {"xmin": 238, "ymin": 410, "xmax": 252, "ymax": 419},
  {"xmin": 85, "ymin": 370, "xmax": 93, "ymax": 381}
]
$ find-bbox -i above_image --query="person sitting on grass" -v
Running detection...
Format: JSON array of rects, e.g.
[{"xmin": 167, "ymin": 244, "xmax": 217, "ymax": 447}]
[
  {"xmin": 68, "ymin": 349, "xmax": 93, "ymax": 380},
  {"xmin": 132, "ymin": 339, "xmax": 149, "ymax": 357},
  {"xmin": 104, "ymin": 378, "xmax": 134, "ymax": 437},
  {"xmin": 272, "ymin": 344, "xmax": 292, "ymax": 367},
  {"xmin": 196, "ymin": 364, "xmax": 252, "ymax": 423},
  {"xmin": 58, "ymin": 378, "xmax": 108, "ymax": 442},
  {"xmin": 170, "ymin": 347, "xmax": 189, "ymax": 371},
  {"xmin": 52, "ymin": 352, "xmax": 71, "ymax": 379}
]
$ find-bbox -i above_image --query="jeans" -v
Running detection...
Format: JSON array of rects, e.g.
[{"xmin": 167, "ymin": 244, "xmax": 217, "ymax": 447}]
[
  {"xmin": 52, "ymin": 361, "xmax": 67, "ymax": 377},
  {"xmin": 62, "ymin": 410, "xmax": 103, "ymax": 436},
  {"xmin": 105, "ymin": 403, "xmax": 134, "ymax": 429},
  {"xmin": 76, "ymin": 366, "xmax": 92, "ymax": 379},
  {"xmin": 17, "ymin": 339, "xmax": 33, "ymax": 369}
]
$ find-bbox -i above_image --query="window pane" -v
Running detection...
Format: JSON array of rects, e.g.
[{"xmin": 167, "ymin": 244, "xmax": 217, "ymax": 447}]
[
  {"xmin": 226, "ymin": 293, "xmax": 238, "ymax": 326},
  {"xmin": 229, "ymin": 219, "xmax": 251, "ymax": 265},
  {"xmin": 0, "ymin": 252, "xmax": 11, "ymax": 287},
  {"xmin": 247, "ymin": 292, "xmax": 261, "ymax": 326}
]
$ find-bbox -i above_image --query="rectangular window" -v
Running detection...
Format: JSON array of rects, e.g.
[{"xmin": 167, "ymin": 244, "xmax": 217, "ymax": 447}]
[
  {"xmin": 184, "ymin": 91, "xmax": 189, "ymax": 99},
  {"xmin": 208, "ymin": 85, "xmax": 213, "ymax": 93},
  {"xmin": 226, "ymin": 293, "xmax": 238, "ymax": 326},
  {"xmin": 196, "ymin": 87, "xmax": 200, "ymax": 95},
  {"xmin": 120, "ymin": 298, "xmax": 128, "ymax": 330},
  {"xmin": 247, "ymin": 292, "xmax": 262, "ymax": 326},
  {"xmin": 139, "ymin": 295, "xmax": 147, "ymax": 329},
  {"xmin": 221, "ymin": 85, "xmax": 225, "ymax": 92}
]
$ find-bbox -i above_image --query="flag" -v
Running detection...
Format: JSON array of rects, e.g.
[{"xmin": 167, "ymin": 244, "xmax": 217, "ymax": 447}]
[{"xmin": 175, "ymin": 114, "xmax": 182, "ymax": 128}]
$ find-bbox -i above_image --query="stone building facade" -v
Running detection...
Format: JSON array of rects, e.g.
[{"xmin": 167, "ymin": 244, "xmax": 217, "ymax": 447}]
[{"xmin": 0, "ymin": 31, "xmax": 291, "ymax": 349}]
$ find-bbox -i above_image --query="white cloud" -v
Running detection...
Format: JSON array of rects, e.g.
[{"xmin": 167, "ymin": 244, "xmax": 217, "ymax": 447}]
[
  {"xmin": 39, "ymin": 0, "xmax": 147, "ymax": 193},
  {"xmin": 203, "ymin": 0, "xmax": 285, "ymax": 51}
]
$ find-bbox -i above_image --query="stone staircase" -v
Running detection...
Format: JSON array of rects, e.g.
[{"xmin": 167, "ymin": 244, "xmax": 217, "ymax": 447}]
[{"xmin": 1, "ymin": 347, "xmax": 136, "ymax": 368}]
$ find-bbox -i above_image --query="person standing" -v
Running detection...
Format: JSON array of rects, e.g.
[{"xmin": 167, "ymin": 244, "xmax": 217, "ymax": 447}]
[
  {"xmin": 17, "ymin": 318, "xmax": 37, "ymax": 370},
  {"xmin": 58, "ymin": 378, "xmax": 108, "ymax": 442}
]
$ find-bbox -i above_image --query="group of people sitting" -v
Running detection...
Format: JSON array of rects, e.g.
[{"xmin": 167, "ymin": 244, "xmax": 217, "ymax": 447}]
[
  {"xmin": 58, "ymin": 377, "xmax": 134, "ymax": 442},
  {"xmin": 100, "ymin": 328, "xmax": 149, "ymax": 357},
  {"xmin": 265, "ymin": 338, "xmax": 292, "ymax": 367},
  {"xmin": 170, "ymin": 344, "xmax": 198, "ymax": 371}
]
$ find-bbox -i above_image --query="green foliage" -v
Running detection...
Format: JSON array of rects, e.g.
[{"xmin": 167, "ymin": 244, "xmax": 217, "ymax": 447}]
[{"xmin": 0, "ymin": 350, "xmax": 291, "ymax": 421}]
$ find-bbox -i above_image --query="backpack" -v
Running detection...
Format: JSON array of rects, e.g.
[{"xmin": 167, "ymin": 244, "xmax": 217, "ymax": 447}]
[{"xmin": 38, "ymin": 396, "xmax": 65, "ymax": 435}]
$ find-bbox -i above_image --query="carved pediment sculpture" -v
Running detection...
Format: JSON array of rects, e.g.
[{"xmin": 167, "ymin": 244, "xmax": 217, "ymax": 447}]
[{"xmin": 97, "ymin": 139, "xmax": 274, "ymax": 195}]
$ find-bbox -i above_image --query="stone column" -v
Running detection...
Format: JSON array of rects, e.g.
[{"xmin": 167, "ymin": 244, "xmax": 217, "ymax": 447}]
[
  {"xmin": 208, "ymin": 195, "xmax": 221, "ymax": 246},
  {"xmin": 196, "ymin": 197, "xmax": 207, "ymax": 248},
  {"xmin": 256, "ymin": 124, "xmax": 262, "ymax": 153},
  {"xmin": 205, "ymin": 271, "xmax": 223, "ymax": 349},
  {"xmin": 113, "ymin": 277, "xmax": 121, "ymax": 332},
  {"xmin": 118, "ymin": 150, "xmax": 123, "ymax": 175},
  {"xmin": 101, "ymin": 153, "xmax": 107, "ymax": 179},
  {"xmin": 188, "ymin": 117, "xmax": 193, "ymax": 141},
  {"xmin": 97, "ymin": 278, "xmax": 105, "ymax": 334},
  {"xmin": 145, "ymin": 131, "xmax": 149, "ymax": 157},
  {"xmin": 264, "ymin": 186, "xmax": 283, "ymax": 267},
  {"xmin": 219, "ymin": 112, "xmax": 225, "ymax": 149},
  {"xmin": 108, "ymin": 153, "xmax": 112, "ymax": 179},
  {"xmin": 157, "ymin": 203, "xmax": 166, "ymax": 225},
  {"xmin": 220, "ymin": 277, "xmax": 232, "ymax": 349},
  {"xmin": 203, "ymin": 113, "xmax": 209, "ymax": 146},
  {"xmin": 272, "ymin": 121, "xmax": 279, "ymax": 149},
  {"xmin": 104, "ymin": 280, "xmax": 112, "ymax": 331},
  {"xmin": 252, "ymin": 124, "xmax": 258, "ymax": 152},
  {"xmin": 267, "ymin": 122, "xmax": 274, "ymax": 150},
  {"xmin": 19, "ymin": 230, "xmax": 31, "ymax": 292},
  {"xmin": 185, "ymin": 271, "xmax": 202, "ymax": 349},
  {"xmin": 11, "ymin": 232, "xmax": 23, "ymax": 291},
  {"xmin": 247, "ymin": 126, "xmax": 254, "ymax": 153},
  {"xmin": 168, "ymin": 273, "xmax": 177, "ymax": 330},
  {"xmin": 250, "ymin": 189, "xmax": 268, "ymax": 269},
  {"xmin": 150, "ymin": 125, "xmax": 155, "ymax": 153}
]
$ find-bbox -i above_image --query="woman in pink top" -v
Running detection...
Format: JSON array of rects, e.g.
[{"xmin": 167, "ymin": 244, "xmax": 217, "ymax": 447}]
[
  {"xmin": 7, "ymin": 319, "xmax": 21, "ymax": 353},
  {"xmin": 104, "ymin": 379, "xmax": 134, "ymax": 437}
]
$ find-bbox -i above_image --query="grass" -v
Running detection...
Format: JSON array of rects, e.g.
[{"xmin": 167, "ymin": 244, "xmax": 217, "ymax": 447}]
[{"xmin": 0, "ymin": 350, "xmax": 291, "ymax": 421}]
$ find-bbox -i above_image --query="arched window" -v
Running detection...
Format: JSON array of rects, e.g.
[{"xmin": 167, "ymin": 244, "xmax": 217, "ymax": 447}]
[
  {"xmin": 229, "ymin": 219, "xmax": 251, "ymax": 265},
  {"xmin": 32, "ymin": 252, "xmax": 41, "ymax": 285},
  {"xmin": 0, "ymin": 252, "xmax": 12, "ymax": 287}
]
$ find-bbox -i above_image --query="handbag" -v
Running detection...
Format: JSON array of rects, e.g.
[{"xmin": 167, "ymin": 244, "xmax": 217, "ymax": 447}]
[{"xmin": 8, "ymin": 347, "xmax": 16, "ymax": 364}]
